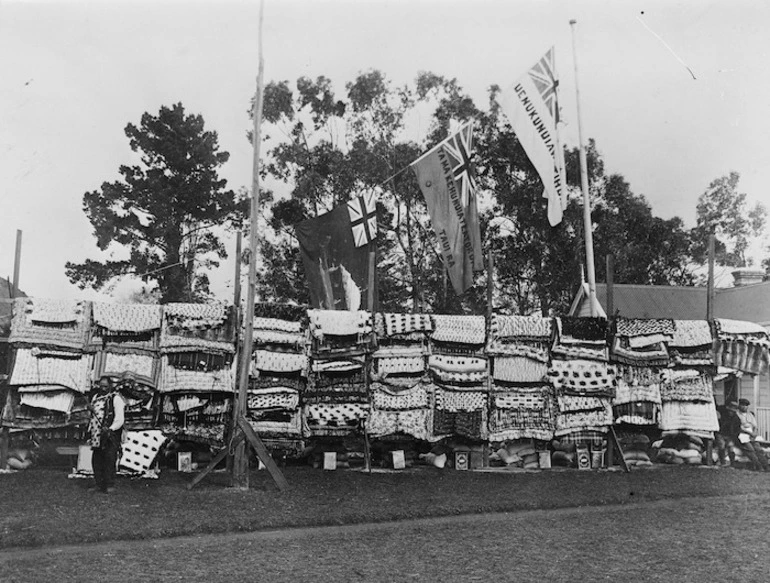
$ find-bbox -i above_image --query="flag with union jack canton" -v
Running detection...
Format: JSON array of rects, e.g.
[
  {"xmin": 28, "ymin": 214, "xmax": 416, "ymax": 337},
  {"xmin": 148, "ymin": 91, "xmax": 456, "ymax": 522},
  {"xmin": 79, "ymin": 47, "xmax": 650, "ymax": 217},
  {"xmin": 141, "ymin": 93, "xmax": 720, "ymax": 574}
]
[
  {"xmin": 347, "ymin": 191, "xmax": 378, "ymax": 247},
  {"xmin": 410, "ymin": 121, "xmax": 484, "ymax": 295},
  {"xmin": 529, "ymin": 48, "xmax": 559, "ymax": 122},
  {"xmin": 295, "ymin": 200, "xmax": 377, "ymax": 312},
  {"xmin": 500, "ymin": 47, "xmax": 567, "ymax": 226}
]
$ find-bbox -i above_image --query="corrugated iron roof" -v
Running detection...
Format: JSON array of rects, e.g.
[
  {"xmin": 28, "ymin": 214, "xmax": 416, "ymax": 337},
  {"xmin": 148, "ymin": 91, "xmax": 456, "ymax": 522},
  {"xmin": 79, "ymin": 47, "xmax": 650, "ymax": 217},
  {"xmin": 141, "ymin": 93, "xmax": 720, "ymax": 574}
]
[
  {"xmin": 570, "ymin": 281, "xmax": 770, "ymax": 326},
  {"xmin": 597, "ymin": 284, "xmax": 708, "ymax": 319}
]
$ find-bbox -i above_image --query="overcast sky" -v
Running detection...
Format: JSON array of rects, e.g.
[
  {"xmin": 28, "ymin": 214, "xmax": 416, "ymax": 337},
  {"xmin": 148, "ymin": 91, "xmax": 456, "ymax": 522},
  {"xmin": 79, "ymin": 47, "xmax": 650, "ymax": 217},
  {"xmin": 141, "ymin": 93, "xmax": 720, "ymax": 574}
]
[{"xmin": 2, "ymin": 0, "xmax": 768, "ymax": 300}]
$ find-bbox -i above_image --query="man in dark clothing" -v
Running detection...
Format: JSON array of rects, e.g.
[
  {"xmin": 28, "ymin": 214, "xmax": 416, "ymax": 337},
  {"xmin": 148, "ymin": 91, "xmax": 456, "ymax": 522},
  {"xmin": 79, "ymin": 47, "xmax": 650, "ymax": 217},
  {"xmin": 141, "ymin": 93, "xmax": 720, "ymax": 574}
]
[
  {"xmin": 715, "ymin": 401, "xmax": 741, "ymax": 467},
  {"xmin": 87, "ymin": 376, "xmax": 126, "ymax": 493}
]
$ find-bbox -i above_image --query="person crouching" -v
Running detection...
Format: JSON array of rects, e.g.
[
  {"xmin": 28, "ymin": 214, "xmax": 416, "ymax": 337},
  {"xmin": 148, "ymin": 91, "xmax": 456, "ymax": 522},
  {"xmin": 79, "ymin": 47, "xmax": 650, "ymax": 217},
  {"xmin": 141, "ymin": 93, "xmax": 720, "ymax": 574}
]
[{"xmin": 88, "ymin": 376, "xmax": 126, "ymax": 493}]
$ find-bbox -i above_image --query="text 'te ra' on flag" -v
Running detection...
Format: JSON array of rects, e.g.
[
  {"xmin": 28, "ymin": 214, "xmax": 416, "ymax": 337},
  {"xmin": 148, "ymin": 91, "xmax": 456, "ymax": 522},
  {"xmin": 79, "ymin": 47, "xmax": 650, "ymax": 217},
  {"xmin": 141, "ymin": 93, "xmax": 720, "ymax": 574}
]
[
  {"xmin": 410, "ymin": 121, "xmax": 484, "ymax": 295},
  {"xmin": 500, "ymin": 47, "xmax": 567, "ymax": 227}
]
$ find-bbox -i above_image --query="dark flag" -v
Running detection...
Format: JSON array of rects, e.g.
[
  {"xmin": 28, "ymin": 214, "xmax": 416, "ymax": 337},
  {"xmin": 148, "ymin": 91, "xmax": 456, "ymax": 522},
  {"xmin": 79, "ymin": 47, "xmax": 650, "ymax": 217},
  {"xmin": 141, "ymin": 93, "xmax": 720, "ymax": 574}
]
[{"xmin": 295, "ymin": 201, "xmax": 377, "ymax": 311}]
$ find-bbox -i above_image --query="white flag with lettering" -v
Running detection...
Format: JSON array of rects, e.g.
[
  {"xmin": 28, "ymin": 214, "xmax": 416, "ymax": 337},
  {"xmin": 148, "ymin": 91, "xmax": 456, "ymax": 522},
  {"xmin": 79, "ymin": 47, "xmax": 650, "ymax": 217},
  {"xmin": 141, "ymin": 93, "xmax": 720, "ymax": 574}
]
[{"xmin": 500, "ymin": 48, "xmax": 566, "ymax": 226}]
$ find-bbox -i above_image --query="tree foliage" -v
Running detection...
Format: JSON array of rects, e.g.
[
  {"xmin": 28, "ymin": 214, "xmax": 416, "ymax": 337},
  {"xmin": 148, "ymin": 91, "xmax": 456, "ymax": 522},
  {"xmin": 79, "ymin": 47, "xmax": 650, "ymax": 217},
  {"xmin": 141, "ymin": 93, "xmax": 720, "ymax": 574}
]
[
  {"xmin": 478, "ymin": 99, "xmax": 694, "ymax": 315},
  {"xmin": 255, "ymin": 71, "xmax": 482, "ymax": 312},
  {"xmin": 66, "ymin": 103, "xmax": 246, "ymax": 302},
  {"xmin": 690, "ymin": 171, "xmax": 767, "ymax": 267},
  {"xmin": 254, "ymin": 71, "xmax": 695, "ymax": 315}
]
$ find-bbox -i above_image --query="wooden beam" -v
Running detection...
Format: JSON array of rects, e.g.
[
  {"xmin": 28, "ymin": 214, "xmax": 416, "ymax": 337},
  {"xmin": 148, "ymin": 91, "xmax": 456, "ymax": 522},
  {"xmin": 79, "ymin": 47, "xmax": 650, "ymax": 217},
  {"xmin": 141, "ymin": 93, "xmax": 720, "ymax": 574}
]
[
  {"xmin": 237, "ymin": 416, "xmax": 289, "ymax": 491},
  {"xmin": 707, "ymin": 234, "xmax": 715, "ymax": 320},
  {"xmin": 607, "ymin": 426, "xmax": 629, "ymax": 473},
  {"xmin": 187, "ymin": 440, "xmax": 235, "ymax": 490},
  {"xmin": 0, "ymin": 230, "xmax": 21, "ymax": 471},
  {"xmin": 367, "ymin": 248, "xmax": 376, "ymax": 311},
  {"xmin": 233, "ymin": 0, "xmax": 268, "ymax": 489},
  {"xmin": 486, "ymin": 247, "xmax": 494, "ymax": 321},
  {"xmin": 606, "ymin": 254, "xmax": 614, "ymax": 318}
]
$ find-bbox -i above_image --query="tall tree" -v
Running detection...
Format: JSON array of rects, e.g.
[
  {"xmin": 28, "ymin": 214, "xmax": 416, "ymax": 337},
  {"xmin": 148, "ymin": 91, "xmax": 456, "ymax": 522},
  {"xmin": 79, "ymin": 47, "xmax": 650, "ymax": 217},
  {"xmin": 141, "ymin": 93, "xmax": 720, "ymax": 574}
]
[
  {"xmin": 590, "ymin": 173, "xmax": 694, "ymax": 286},
  {"xmin": 256, "ymin": 71, "xmax": 481, "ymax": 313},
  {"xmin": 255, "ymin": 72, "xmax": 694, "ymax": 316},
  {"xmin": 66, "ymin": 103, "xmax": 245, "ymax": 302},
  {"xmin": 690, "ymin": 171, "xmax": 767, "ymax": 267}
]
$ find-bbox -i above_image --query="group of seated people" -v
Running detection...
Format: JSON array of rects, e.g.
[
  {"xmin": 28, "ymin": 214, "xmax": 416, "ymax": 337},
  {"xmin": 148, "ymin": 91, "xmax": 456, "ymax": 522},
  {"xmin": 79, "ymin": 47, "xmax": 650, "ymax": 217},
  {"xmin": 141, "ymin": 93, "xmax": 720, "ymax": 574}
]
[{"xmin": 715, "ymin": 398, "xmax": 769, "ymax": 471}]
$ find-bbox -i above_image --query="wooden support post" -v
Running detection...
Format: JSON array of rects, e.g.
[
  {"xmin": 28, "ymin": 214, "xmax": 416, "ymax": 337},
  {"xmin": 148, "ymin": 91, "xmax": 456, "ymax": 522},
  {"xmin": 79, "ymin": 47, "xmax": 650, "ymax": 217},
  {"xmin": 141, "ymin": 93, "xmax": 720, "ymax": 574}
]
[
  {"xmin": 187, "ymin": 438, "xmax": 235, "ymax": 490},
  {"xmin": 227, "ymin": 231, "xmax": 243, "ymax": 476},
  {"xmin": 486, "ymin": 248, "xmax": 494, "ymax": 469},
  {"xmin": 706, "ymin": 439, "xmax": 713, "ymax": 466},
  {"xmin": 367, "ymin": 249, "xmax": 376, "ymax": 312},
  {"xmin": 486, "ymin": 248, "xmax": 494, "ymax": 321},
  {"xmin": 12, "ymin": 230, "xmax": 21, "ymax": 297},
  {"xmin": 237, "ymin": 416, "xmax": 289, "ymax": 490},
  {"xmin": 606, "ymin": 254, "xmax": 614, "ymax": 318},
  {"xmin": 230, "ymin": 0, "xmax": 287, "ymax": 491},
  {"xmin": 707, "ymin": 234, "xmax": 715, "ymax": 320},
  {"xmin": 607, "ymin": 426, "xmax": 629, "ymax": 473},
  {"xmin": 753, "ymin": 373, "xmax": 760, "ymax": 415},
  {"xmin": 0, "ymin": 230, "xmax": 22, "ymax": 471},
  {"xmin": 363, "ymin": 421, "xmax": 371, "ymax": 473}
]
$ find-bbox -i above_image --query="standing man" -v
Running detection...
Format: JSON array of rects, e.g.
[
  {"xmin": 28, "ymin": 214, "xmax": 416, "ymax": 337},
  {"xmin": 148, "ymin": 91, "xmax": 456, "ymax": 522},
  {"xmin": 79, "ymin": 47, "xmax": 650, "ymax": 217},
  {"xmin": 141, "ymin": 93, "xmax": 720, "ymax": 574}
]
[
  {"xmin": 715, "ymin": 401, "xmax": 740, "ymax": 467},
  {"xmin": 88, "ymin": 376, "xmax": 125, "ymax": 493},
  {"xmin": 736, "ymin": 398, "xmax": 769, "ymax": 472}
]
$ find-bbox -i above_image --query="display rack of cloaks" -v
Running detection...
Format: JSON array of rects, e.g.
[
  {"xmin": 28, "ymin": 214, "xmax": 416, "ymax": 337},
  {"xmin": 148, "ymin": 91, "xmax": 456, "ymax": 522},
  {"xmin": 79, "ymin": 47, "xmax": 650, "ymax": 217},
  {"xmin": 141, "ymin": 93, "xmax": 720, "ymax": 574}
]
[
  {"xmin": 486, "ymin": 315, "xmax": 556, "ymax": 448},
  {"xmin": 88, "ymin": 302, "xmax": 162, "ymax": 430},
  {"xmin": 157, "ymin": 303, "xmax": 236, "ymax": 446},
  {"xmin": 549, "ymin": 317, "xmax": 615, "ymax": 451},
  {"xmin": 247, "ymin": 303, "xmax": 308, "ymax": 457},
  {"xmin": 304, "ymin": 310, "xmax": 373, "ymax": 438},
  {"xmin": 611, "ymin": 317, "xmax": 680, "ymax": 465},
  {"xmin": 3, "ymin": 298, "xmax": 92, "ymax": 437},
  {"xmin": 709, "ymin": 319, "xmax": 770, "ymax": 466},
  {"xmin": 428, "ymin": 315, "xmax": 488, "ymax": 442},
  {"xmin": 713, "ymin": 319, "xmax": 770, "ymax": 376},
  {"xmin": 367, "ymin": 313, "xmax": 433, "ymax": 443},
  {"xmin": 631, "ymin": 320, "xmax": 718, "ymax": 457}
]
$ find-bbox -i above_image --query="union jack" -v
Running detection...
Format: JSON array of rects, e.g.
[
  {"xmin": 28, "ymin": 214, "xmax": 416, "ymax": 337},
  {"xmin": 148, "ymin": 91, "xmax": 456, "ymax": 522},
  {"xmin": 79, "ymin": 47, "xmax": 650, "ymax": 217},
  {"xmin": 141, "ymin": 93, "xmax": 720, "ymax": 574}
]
[
  {"xmin": 441, "ymin": 122, "xmax": 477, "ymax": 208},
  {"xmin": 528, "ymin": 47, "xmax": 560, "ymax": 122},
  {"xmin": 347, "ymin": 191, "xmax": 378, "ymax": 247}
]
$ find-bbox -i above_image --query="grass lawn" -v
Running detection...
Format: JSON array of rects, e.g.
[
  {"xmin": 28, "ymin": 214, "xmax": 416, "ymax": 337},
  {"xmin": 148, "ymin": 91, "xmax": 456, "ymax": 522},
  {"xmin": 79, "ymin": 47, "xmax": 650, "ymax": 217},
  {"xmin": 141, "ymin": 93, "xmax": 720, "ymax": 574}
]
[
  {"xmin": 1, "ymin": 463, "xmax": 768, "ymax": 550},
  {"xmin": 2, "ymin": 491, "xmax": 769, "ymax": 582}
]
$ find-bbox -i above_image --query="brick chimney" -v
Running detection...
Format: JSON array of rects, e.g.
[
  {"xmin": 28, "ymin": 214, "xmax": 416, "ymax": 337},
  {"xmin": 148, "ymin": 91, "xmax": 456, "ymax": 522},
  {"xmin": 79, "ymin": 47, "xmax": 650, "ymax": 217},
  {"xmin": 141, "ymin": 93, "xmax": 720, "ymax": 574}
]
[{"xmin": 731, "ymin": 267, "xmax": 766, "ymax": 287}]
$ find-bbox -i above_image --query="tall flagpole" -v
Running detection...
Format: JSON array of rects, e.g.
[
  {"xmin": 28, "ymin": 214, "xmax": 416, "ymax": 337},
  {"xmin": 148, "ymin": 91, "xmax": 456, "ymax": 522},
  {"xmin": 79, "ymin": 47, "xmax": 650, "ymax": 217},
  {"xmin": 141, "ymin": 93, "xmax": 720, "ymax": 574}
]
[
  {"xmin": 569, "ymin": 19, "xmax": 599, "ymax": 317},
  {"xmin": 234, "ymin": 0, "xmax": 266, "ymax": 489}
]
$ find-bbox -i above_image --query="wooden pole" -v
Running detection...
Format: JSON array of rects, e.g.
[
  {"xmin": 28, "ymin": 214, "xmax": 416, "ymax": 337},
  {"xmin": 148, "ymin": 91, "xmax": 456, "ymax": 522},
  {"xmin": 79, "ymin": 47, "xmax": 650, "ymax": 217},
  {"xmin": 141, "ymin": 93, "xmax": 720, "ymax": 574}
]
[
  {"xmin": 226, "ymin": 231, "xmax": 243, "ymax": 475},
  {"xmin": 486, "ymin": 248, "xmax": 494, "ymax": 322},
  {"xmin": 1, "ymin": 230, "xmax": 21, "ymax": 470},
  {"xmin": 232, "ymin": 0, "xmax": 266, "ymax": 489},
  {"xmin": 569, "ymin": 20, "xmax": 598, "ymax": 318},
  {"xmin": 606, "ymin": 254, "xmax": 614, "ymax": 318},
  {"xmin": 442, "ymin": 267, "xmax": 448, "ymax": 310},
  {"xmin": 485, "ymin": 247, "xmax": 494, "ymax": 468},
  {"xmin": 233, "ymin": 231, "xmax": 243, "ymax": 314},
  {"xmin": 707, "ymin": 234, "xmax": 715, "ymax": 320},
  {"xmin": 367, "ymin": 249, "xmax": 376, "ymax": 311},
  {"xmin": 753, "ymin": 374, "xmax": 760, "ymax": 414},
  {"xmin": 232, "ymin": 0, "xmax": 286, "ymax": 490},
  {"xmin": 12, "ymin": 230, "xmax": 21, "ymax": 297}
]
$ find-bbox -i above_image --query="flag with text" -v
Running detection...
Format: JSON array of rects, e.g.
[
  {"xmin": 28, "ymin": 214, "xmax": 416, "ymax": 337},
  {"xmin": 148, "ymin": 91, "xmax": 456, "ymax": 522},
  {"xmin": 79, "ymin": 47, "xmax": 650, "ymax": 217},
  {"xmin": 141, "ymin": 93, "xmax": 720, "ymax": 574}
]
[
  {"xmin": 410, "ymin": 121, "xmax": 483, "ymax": 295},
  {"xmin": 500, "ymin": 47, "xmax": 567, "ymax": 226}
]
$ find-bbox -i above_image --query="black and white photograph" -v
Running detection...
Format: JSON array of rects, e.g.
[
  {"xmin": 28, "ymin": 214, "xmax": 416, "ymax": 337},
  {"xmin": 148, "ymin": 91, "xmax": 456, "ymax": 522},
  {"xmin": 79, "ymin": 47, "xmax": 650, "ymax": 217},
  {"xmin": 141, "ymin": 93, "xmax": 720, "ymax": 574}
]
[{"xmin": 1, "ymin": 1, "xmax": 770, "ymax": 581}]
